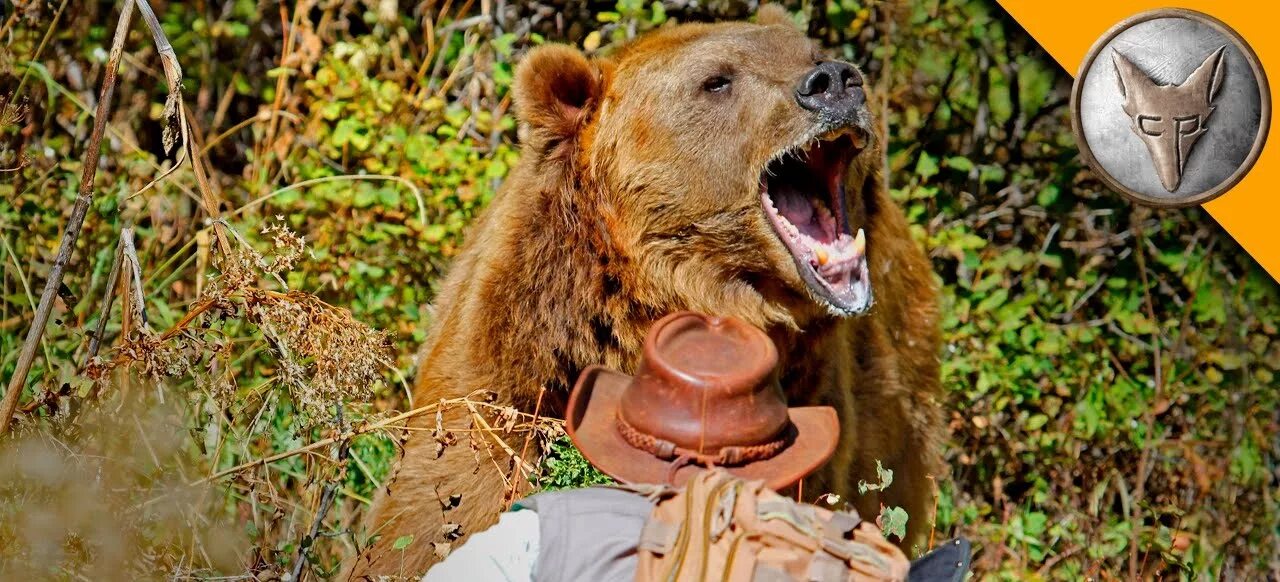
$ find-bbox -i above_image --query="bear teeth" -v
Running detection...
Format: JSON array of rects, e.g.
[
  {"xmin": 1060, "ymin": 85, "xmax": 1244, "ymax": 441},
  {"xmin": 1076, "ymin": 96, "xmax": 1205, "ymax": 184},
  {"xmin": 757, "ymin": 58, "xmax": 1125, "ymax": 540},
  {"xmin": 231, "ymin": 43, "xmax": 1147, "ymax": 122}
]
[{"xmin": 802, "ymin": 228, "xmax": 864, "ymax": 282}]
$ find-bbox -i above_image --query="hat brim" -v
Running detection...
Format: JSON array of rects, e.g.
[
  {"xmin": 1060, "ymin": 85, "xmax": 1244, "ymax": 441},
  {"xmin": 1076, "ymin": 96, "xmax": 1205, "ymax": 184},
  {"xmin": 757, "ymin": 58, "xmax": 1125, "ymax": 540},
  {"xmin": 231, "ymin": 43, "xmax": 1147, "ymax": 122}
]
[{"xmin": 565, "ymin": 365, "xmax": 840, "ymax": 490}]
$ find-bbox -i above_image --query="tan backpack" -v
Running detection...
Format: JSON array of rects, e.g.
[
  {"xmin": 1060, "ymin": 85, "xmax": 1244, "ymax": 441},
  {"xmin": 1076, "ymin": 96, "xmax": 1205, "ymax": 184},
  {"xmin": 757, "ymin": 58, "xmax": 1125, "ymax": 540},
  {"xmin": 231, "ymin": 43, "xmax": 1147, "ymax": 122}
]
[{"xmin": 632, "ymin": 469, "xmax": 910, "ymax": 582}]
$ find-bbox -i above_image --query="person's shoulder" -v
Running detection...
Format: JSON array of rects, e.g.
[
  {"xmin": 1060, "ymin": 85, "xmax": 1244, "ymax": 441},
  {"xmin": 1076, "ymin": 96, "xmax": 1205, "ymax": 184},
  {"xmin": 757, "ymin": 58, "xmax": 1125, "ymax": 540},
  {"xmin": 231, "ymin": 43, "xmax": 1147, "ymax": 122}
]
[{"xmin": 516, "ymin": 485, "xmax": 655, "ymax": 516}]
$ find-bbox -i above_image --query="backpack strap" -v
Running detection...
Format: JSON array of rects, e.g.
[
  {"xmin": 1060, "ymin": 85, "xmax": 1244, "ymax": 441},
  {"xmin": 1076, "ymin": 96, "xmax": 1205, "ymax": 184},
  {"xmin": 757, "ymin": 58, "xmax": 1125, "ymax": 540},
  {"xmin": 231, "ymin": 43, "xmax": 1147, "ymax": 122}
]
[
  {"xmin": 757, "ymin": 498, "xmax": 821, "ymax": 537},
  {"xmin": 635, "ymin": 470, "xmax": 910, "ymax": 582},
  {"xmin": 710, "ymin": 480, "xmax": 739, "ymax": 541},
  {"xmin": 637, "ymin": 519, "xmax": 679, "ymax": 554}
]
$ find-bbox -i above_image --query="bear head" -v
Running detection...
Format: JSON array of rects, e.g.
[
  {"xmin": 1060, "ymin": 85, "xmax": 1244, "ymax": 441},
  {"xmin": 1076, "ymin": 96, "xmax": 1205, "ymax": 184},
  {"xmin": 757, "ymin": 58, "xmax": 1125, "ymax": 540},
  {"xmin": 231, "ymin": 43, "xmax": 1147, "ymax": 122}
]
[{"xmin": 513, "ymin": 9, "xmax": 880, "ymax": 324}]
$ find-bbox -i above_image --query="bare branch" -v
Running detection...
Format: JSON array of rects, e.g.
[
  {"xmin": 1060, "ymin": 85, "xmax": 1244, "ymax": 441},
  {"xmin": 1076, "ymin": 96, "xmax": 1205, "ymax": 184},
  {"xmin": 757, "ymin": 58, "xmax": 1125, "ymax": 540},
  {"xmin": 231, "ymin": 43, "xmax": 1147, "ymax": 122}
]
[
  {"xmin": 290, "ymin": 404, "xmax": 347, "ymax": 582},
  {"xmin": 1, "ymin": 0, "xmax": 137, "ymax": 435},
  {"xmin": 121, "ymin": 227, "xmax": 151, "ymax": 330},
  {"xmin": 82, "ymin": 233, "xmax": 127, "ymax": 368}
]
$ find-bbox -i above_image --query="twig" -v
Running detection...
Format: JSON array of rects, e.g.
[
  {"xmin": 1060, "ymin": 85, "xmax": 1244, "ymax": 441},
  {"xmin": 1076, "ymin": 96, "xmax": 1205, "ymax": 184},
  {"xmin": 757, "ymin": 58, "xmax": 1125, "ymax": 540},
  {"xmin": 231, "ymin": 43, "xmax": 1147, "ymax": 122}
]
[
  {"xmin": 465, "ymin": 405, "xmax": 515, "ymax": 491},
  {"xmin": 927, "ymin": 475, "xmax": 938, "ymax": 551},
  {"xmin": 137, "ymin": 0, "xmax": 231, "ymax": 259},
  {"xmin": 119, "ymin": 0, "xmax": 189, "ymax": 206},
  {"xmin": 193, "ymin": 396, "xmax": 482, "ymax": 485},
  {"xmin": 183, "ymin": 107, "xmax": 232, "ymax": 256},
  {"xmin": 133, "ymin": 0, "xmax": 183, "ymax": 151},
  {"xmin": 1037, "ymin": 544, "xmax": 1083, "ymax": 577},
  {"xmin": 1059, "ymin": 273, "xmax": 1108, "ymax": 322},
  {"xmin": 256, "ymin": 3, "xmax": 300, "ymax": 187},
  {"xmin": 464, "ymin": 399, "xmax": 536, "ymax": 476},
  {"xmin": 915, "ymin": 53, "xmax": 960, "ymax": 137},
  {"xmin": 82, "ymin": 232, "xmax": 127, "ymax": 367},
  {"xmin": 507, "ymin": 387, "xmax": 545, "ymax": 506},
  {"xmin": 290, "ymin": 404, "xmax": 348, "ymax": 582},
  {"xmin": 121, "ymin": 227, "xmax": 150, "ymax": 330},
  {"xmin": 1, "ymin": 0, "xmax": 137, "ymax": 436}
]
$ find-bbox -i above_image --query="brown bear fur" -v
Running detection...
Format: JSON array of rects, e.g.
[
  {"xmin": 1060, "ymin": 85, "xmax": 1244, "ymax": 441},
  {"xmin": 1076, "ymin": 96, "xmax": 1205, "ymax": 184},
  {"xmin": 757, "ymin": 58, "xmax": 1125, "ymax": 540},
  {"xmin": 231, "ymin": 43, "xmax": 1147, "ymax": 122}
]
[{"xmin": 349, "ymin": 14, "xmax": 942, "ymax": 578}]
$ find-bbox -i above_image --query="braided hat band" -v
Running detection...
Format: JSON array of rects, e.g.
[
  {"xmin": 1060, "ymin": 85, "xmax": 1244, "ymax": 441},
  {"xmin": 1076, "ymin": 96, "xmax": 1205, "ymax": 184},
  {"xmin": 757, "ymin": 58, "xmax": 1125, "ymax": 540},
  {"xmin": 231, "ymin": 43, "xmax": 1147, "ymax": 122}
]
[{"xmin": 615, "ymin": 411, "xmax": 795, "ymax": 467}]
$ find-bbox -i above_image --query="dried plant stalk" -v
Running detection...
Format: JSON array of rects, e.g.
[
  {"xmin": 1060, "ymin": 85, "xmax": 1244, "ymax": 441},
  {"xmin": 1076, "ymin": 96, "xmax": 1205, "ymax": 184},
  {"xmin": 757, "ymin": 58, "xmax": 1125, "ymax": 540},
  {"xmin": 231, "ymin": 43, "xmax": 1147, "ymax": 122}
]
[
  {"xmin": 1, "ymin": 0, "xmax": 137, "ymax": 435},
  {"xmin": 82, "ymin": 233, "xmax": 127, "ymax": 368}
]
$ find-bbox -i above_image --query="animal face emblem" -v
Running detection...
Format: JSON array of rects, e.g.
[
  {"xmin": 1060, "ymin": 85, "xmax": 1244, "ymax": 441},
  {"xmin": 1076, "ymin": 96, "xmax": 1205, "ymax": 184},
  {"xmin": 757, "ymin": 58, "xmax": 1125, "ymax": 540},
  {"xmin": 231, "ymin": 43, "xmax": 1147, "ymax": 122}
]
[{"xmin": 1112, "ymin": 47, "xmax": 1227, "ymax": 191}]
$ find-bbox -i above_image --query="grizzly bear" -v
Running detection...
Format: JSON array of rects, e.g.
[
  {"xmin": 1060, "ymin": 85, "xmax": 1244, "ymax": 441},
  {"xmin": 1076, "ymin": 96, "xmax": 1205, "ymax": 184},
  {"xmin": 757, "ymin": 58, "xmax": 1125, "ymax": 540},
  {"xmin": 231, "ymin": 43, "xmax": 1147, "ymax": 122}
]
[{"xmin": 349, "ymin": 7, "xmax": 942, "ymax": 577}]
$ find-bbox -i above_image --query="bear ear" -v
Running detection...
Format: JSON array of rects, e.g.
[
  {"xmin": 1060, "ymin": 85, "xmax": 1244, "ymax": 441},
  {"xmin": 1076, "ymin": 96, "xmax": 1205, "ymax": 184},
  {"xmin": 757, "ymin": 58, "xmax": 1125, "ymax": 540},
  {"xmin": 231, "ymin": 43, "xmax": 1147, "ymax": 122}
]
[
  {"xmin": 514, "ymin": 44, "xmax": 607, "ymax": 152},
  {"xmin": 756, "ymin": 4, "xmax": 797, "ymax": 29}
]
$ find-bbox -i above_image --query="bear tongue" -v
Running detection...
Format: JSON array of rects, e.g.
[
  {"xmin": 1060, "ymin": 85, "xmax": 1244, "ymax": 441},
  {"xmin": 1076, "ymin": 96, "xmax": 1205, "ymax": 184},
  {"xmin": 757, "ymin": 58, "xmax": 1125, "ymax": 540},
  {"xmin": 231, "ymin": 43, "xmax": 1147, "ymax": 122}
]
[{"xmin": 772, "ymin": 184, "xmax": 829, "ymax": 241}]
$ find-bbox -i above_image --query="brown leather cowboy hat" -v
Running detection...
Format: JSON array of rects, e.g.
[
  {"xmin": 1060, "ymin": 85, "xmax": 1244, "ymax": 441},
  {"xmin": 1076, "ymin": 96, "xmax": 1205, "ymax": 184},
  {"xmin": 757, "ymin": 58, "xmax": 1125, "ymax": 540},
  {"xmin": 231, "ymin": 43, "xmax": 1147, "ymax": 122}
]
[{"xmin": 566, "ymin": 311, "xmax": 839, "ymax": 490}]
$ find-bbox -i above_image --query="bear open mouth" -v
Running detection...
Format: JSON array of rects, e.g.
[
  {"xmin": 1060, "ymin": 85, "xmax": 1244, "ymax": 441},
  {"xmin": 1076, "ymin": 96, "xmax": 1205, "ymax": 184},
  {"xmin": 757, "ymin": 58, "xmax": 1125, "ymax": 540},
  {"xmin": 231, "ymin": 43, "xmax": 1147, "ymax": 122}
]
[{"xmin": 760, "ymin": 133, "xmax": 872, "ymax": 315}]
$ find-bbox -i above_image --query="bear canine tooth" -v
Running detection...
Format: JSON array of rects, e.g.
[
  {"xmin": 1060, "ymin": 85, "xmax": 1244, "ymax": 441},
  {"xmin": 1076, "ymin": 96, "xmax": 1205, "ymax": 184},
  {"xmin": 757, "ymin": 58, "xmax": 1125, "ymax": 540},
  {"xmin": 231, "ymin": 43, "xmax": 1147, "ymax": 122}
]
[{"xmin": 852, "ymin": 228, "xmax": 866, "ymax": 256}]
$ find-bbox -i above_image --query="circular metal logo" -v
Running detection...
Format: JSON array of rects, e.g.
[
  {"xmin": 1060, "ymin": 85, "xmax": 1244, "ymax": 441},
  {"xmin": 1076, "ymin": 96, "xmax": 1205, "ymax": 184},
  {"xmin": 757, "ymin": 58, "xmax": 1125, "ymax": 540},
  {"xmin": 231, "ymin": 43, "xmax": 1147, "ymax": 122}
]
[{"xmin": 1071, "ymin": 9, "xmax": 1270, "ymax": 207}]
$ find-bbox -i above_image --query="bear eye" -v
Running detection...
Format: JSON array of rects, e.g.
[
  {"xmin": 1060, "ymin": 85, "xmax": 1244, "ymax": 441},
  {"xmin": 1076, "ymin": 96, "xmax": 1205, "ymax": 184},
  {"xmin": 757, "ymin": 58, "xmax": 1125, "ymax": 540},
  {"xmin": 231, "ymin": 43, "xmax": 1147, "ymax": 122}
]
[{"xmin": 702, "ymin": 75, "xmax": 733, "ymax": 94}]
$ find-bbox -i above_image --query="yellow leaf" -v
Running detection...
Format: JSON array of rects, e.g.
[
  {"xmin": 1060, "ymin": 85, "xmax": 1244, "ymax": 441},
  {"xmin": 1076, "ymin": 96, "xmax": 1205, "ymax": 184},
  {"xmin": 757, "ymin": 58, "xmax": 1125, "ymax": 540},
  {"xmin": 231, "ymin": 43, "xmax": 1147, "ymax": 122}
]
[{"xmin": 583, "ymin": 31, "xmax": 602, "ymax": 52}]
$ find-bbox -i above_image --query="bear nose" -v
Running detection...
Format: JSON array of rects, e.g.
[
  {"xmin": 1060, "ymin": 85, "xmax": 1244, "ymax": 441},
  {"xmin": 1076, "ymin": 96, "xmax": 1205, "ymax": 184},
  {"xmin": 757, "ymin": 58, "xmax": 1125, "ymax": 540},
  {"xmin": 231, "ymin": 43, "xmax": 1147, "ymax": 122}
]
[{"xmin": 795, "ymin": 61, "xmax": 865, "ymax": 114}]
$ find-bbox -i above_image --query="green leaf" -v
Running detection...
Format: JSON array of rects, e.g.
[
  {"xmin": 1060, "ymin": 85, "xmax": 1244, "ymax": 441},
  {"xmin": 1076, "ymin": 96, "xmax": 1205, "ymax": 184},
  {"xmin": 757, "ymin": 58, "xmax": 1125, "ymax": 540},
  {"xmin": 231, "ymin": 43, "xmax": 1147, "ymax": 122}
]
[
  {"xmin": 915, "ymin": 152, "xmax": 939, "ymax": 180},
  {"xmin": 875, "ymin": 460, "xmax": 894, "ymax": 490},
  {"xmin": 879, "ymin": 506, "xmax": 909, "ymax": 540},
  {"xmin": 392, "ymin": 535, "xmax": 414, "ymax": 550},
  {"xmin": 1023, "ymin": 511, "xmax": 1048, "ymax": 537},
  {"xmin": 224, "ymin": 21, "xmax": 250, "ymax": 38},
  {"xmin": 975, "ymin": 288, "xmax": 1008, "ymax": 313},
  {"xmin": 354, "ymin": 189, "xmax": 377, "ymax": 208},
  {"xmin": 944, "ymin": 155, "xmax": 973, "ymax": 172},
  {"xmin": 1036, "ymin": 184, "xmax": 1060, "ymax": 206},
  {"xmin": 857, "ymin": 460, "xmax": 894, "ymax": 494},
  {"xmin": 423, "ymin": 224, "xmax": 448, "ymax": 243},
  {"xmin": 978, "ymin": 165, "xmax": 1006, "ymax": 184},
  {"xmin": 650, "ymin": 1, "xmax": 667, "ymax": 24}
]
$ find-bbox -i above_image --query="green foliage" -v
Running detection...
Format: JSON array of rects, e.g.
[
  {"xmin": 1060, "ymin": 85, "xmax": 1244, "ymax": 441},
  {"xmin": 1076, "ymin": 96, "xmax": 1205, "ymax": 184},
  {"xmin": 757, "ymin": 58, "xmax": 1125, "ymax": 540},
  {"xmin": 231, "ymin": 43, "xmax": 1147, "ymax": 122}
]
[
  {"xmin": 537, "ymin": 437, "xmax": 615, "ymax": 491},
  {"xmin": 391, "ymin": 535, "xmax": 414, "ymax": 551},
  {"xmin": 883, "ymin": 1, "xmax": 1280, "ymax": 577},
  {"xmin": 854, "ymin": 460, "xmax": 910, "ymax": 542},
  {"xmin": 857, "ymin": 459, "xmax": 896, "ymax": 494},
  {"xmin": 879, "ymin": 506, "xmax": 910, "ymax": 542}
]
